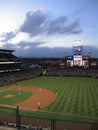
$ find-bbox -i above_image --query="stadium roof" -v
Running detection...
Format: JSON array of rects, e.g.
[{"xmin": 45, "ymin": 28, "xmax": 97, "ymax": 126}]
[{"xmin": 0, "ymin": 49, "xmax": 14, "ymax": 53}]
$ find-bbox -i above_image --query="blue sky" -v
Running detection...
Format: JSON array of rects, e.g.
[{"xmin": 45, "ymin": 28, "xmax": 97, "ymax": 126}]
[{"xmin": 0, "ymin": 0, "xmax": 98, "ymax": 58}]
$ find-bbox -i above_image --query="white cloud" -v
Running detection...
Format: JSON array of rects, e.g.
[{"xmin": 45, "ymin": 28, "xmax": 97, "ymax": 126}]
[
  {"xmin": 10, "ymin": 32, "xmax": 29, "ymax": 44},
  {"xmin": 23, "ymin": 46, "xmax": 31, "ymax": 50},
  {"xmin": 38, "ymin": 35, "xmax": 73, "ymax": 48},
  {"xmin": 0, "ymin": 42, "xmax": 4, "ymax": 47},
  {"xmin": 16, "ymin": 46, "xmax": 21, "ymax": 49},
  {"xmin": 20, "ymin": 10, "xmax": 82, "ymax": 36}
]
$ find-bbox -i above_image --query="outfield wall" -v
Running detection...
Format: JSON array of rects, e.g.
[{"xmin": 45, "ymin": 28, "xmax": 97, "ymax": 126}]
[{"xmin": 0, "ymin": 106, "xmax": 97, "ymax": 130}]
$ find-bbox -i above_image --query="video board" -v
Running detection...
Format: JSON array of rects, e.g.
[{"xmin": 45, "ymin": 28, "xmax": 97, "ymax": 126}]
[
  {"xmin": 73, "ymin": 46, "xmax": 82, "ymax": 55},
  {"xmin": 73, "ymin": 55, "xmax": 83, "ymax": 66}
]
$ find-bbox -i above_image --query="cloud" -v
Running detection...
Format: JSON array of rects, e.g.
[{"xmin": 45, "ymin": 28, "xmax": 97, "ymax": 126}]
[
  {"xmin": 19, "ymin": 10, "xmax": 48, "ymax": 36},
  {"xmin": 0, "ymin": 9, "xmax": 97, "ymax": 58},
  {"xmin": 19, "ymin": 10, "xmax": 82, "ymax": 36},
  {"xmin": 15, "ymin": 46, "xmax": 73, "ymax": 58},
  {"xmin": 83, "ymin": 45, "xmax": 98, "ymax": 58},
  {"xmin": 0, "ymin": 9, "xmax": 82, "ymax": 50},
  {"xmin": 0, "ymin": 31, "xmax": 16, "ymax": 42},
  {"xmin": 2, "ymin": 40, "xmax": 72, "ymax": 57},
  {"xmin": 2, "ymin": 40, "xmax": 98, "ymax": 58},
  {"xmin": 47, "ymin": 16, "xmax": 68, "ymax": 35},
  {"xmin": 10, "ymin": 32, "xmax": 30, "ymax": 44},
  {"xmin": 2, "ymin": 40, "xmax": 44, "ymax": 54}
]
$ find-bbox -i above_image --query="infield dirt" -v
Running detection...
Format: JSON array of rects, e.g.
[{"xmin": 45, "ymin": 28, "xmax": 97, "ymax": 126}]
[{"xmin": 8, "ymin": 86, "xmax": 56, "ymax": 111}]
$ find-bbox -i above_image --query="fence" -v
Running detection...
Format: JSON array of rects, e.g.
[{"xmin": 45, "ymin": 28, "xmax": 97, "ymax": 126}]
[{"xmin": 0, "ymin": 106, "xmax": 97, "ymax": 130}]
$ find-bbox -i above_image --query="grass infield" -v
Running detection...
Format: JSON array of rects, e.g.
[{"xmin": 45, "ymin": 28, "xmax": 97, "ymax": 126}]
[
  {"xmin": 0, "ymin": 76, "xmax": 98, "ymax": 123},
  {"xmin": 0, "ymin": 90, "xmax": 33, "ymax": 105}
]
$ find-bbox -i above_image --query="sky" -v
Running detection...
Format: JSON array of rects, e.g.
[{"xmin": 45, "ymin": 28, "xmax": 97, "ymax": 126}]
[{"xmin": 0, "ymin": 0, "xmax": 98, "ymax": 58}]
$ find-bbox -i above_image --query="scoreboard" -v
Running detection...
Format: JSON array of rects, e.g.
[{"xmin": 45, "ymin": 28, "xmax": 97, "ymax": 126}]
[
  {"xmin": 73, "ymin": 45, "xmax": 83, "ymax": 55},
  {"xmin": 73, "ymin": 55, "xmax": 83, "ymax": 66},
  {"xmin": 73, "ymin": 41, "xmax": 83, "ymax": 66}
]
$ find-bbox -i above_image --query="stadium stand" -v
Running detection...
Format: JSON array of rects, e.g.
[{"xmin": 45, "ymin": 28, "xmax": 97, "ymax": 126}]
[
  {"xmin": 0, "ymin": 49, "xmax": 98, "ymax": 130},
  {"xmin": 0, "ymin": 49, "xmax": 21, "ymax": 73},
  {"xmin": 0, "ymin": 49, "xmax": 42, "ymax": 86}
]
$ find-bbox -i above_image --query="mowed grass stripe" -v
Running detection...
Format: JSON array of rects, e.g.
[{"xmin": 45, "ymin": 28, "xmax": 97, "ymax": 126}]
[
  {"xmin": 1, "ymin": 76, "xmax": 98, "ymax": 123},
  {"xmin": 39, "ymin": 77, "xmax": 98, "ymax": 118},
  {"xmin": 46, "ymin": 77, "xmax": 77, "ymax": 113},
  {"xmin": 18, "ymin": 76, "xmax": 98, "ymax": 119}
]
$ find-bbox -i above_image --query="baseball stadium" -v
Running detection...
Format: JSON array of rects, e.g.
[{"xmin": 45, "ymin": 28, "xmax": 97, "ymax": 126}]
[{"xmin": 0, "ymin": 44, "xmax": 98, "ymax": 130}]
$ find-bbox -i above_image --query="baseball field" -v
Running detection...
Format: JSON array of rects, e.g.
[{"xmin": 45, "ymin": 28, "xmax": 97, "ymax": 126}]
[{"xmin": 0, "ymin": 76, "xmax": 98, "ymax": 124}]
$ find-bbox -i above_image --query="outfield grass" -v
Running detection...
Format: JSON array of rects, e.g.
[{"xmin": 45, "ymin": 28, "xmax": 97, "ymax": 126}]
[{"xmin": 0, "ymin": 76, "xmax": 98, "ymax": 123}]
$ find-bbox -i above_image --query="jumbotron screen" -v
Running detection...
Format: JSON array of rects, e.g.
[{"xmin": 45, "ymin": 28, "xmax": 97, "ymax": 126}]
[
  {"xmin": 73, "ymin": 47, "xmax": 82, "ymax": 55},
  {"xmin": 73, "ymin": 55, "xmax": 83, "ymax": 66}
]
